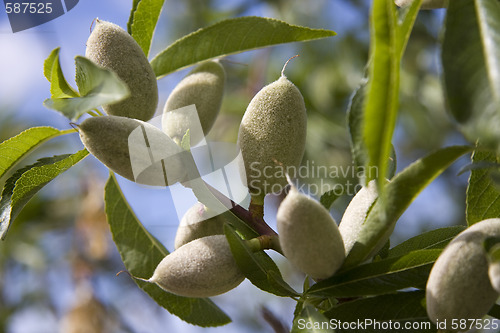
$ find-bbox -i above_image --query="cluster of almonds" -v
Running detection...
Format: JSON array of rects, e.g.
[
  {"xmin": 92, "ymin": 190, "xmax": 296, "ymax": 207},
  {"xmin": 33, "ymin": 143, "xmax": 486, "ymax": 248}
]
[
  {"xmin": 75, "ymin": 19, "xmax": 391, "ymax": 297},
  {"xmin": 76, "ymin": 20, "xmax": 500, "ymax": 328}
]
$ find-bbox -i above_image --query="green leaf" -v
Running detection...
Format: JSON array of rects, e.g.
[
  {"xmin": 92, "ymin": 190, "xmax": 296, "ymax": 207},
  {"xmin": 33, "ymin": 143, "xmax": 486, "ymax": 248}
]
[
  {"xmin": 395, "ymin": 0, "xmax": 422, "ymax": 58},
  {"xmin": 0, "ymin": 150, "xmax": 88, "ymax": 239},
  {"xmin": 0, "ymin": 127, "xmax": 73, "ymax": 182},
  {"xmin": 44, "ymin": 56, "xmax": 130, "ymax": 121},
  {"xmin": 348, "ymin": 79, "xmax": 397, "ymax": 181},
  {"xmin": 43, "ymin": 47, "xmax": 79, "ymax": 99},
  {"xmin": 344, "ymin": 145, "xmax": 473, "ymax": 267},
  {"xmin": 127, "ymin": 0, "xmax": 141, "ymax": 34},
  {"xmin": 362, "ymin": 0, "xmax": 399, "ymax": 187},
  {"xmin": 488, "ymin": 304, "xmax": 500, "ymax": 320},
  {"xmin": 307, "ymin": 249, "xmax": 440, "ymax": 298},
  {"xmin": 151, "ymin": 16, "xmax": 336, "ymax": 78},
  {"xmin": 319, "ymin": 189, "xmax": 342, "ymax": 210},
  {"xmin": 224, "ymin": 224, "xmax": 299, "ymax": 297},
  {"xmin": 104, "ymin": 174, "xmax": 231, "ymax": 327},
  {"xmin": 466, "ymin": 149, "xmax": 500, "ymax": 226},
  {"xmin": 130, "ymin": 0, "xmax": 165, "ymax": 56},
  {"xmin": 291, "ymin": 305, "xmax": 333, "ymax": 333},
  {"xmin": 180, "ymin": 129, "xmax": 191, "ymax": 151},
  {"xmin": 347, "ymin": 78, "xmax": 368, "ymax": 172},
  {"xmin": 388, "ymin": 226, "xmax": 466, "ymax": 258},
  {"xmin": 442, "ymin": 0, "xmax": 500, "ymax": 150},
  {"xmin": 324, "ymin": 291, "xmax": 434, "ymax": 333}
]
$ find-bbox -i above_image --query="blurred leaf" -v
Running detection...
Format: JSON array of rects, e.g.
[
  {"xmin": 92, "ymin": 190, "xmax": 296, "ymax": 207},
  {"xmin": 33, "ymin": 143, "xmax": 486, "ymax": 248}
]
[
  {"xmin": 362, "ymin": 0, "xmax": 421, "ymax": 186},
  {"xmin": 466, "ymin": 149, "xmax": 500, "ymax": 226},
  {"xmin": 374, "ymin": 239, "xmax": 390, "ymax": 260},
  {"xmin": 442, "ymin": 0, "xmax": 500, "ymax": 149},
  {"xmin": 0, "ymin": 126, "xmax": 73, "ymax": 182},
  {"xmin": 224, "ymin": 224, "xmax": 299, "ymax": 297},
  {"xmin": 324, "ymin": 291, "xmax": 434, "ymax": 333},
  {"xmin": 307, "ymin": 249, "xmax": 440, "ymax": 298},
  {"xmin": 488, "ymin": 304, "xmax": 500, "ymax": 319},
  {"xmin": 104, "ymin": 174, "xmax": 231, "ymax": 327},
  {"xmin": 344, "ymin": 145, "xmax": 472, "ymax": 267},
  {"xmin": 130, "ymin": 0, "xmax": 165, "ymax": 56},
  {"xmin": 388, "ymin": 226, "xmax": 466, "ymax": 258},
  {"xmin": 44, "ymin": 47, "xmax": 79, "ymax": 99},
  {"xmin": 291, "ymin": 305, "xmax": 333, "ymax": 333},
  {"xmin": 363, "ymin": 0, "xmax": 399, "ymax": 186},
  {"xmin": 0, "ymin": 149, "xmax": 88, "ymax": 239},
  {"xmin": 151, "ymin": 16, "xmax": 336, "ymax": 78},
  {"xmin": 484, "ymin": 236, "xmax": 500, "ymax": 254},
  {"xmin": 347, "ymin": 78, "xmax": 368, "ymax": 172},
  {"xmin": 320, "ymin": 190, "xmax": 342, "ymax": 210},
  {"xmin": 44, "ymin": 56, "xmax": 130, "ymax": 121}
]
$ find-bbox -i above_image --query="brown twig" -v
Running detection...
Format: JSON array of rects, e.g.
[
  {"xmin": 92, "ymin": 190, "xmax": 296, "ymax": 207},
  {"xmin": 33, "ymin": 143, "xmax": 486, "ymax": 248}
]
[{"xmin": 203, "ymin": 182, "xmax": 278, "ymax": 236}]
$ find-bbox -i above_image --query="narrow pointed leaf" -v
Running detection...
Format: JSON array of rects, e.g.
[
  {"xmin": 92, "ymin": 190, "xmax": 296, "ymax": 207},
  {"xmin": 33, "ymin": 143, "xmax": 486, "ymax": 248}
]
[
  {"xmin": 129, "ymin": 0, "xmax": 165, "ymax": 56},
  {"xmin": 0, "ymin": 150, "xmax": 88, "ymax": 239},
  {"xmin": 0, "ymin": 127, "xmax": 73, "ymax": 181},
  {"xmin": 344, "ymin": 145, "xmax": 472, "ymax": 267},
  {"xmin": 224, "ymin": 224, "xmax": 299, "ymax": 297},
  {"xmin": 466, "ymin": 149, "xmax": 500, "ymax": 226},
  {"xmin": 308, "ymin": 249, "xmax": 440, "ymax": 297},
  {"xmin": 388, "ymin": 226, "xmax": 466, "ymax": 258},
  {"xmin": 43, "ymin": 47, "xmax": 79, "ymax": 99},
  {"xmin": 396, "ymin": 0, "xmax": 422, "ymax": 57},
  {"xmin": 443, "ymin": 0, "xmax": 500, "ymax": 150},
  {"xmin": 104, "ymin": 174, "xmax": 231, "ymax": 327},
  {"xmin": 324, "ymin": 291, "xmax": 434, "ymax": 333},
  {"xmin": 44, "ymin": 56, "xmax": 130, "ymax": 121},
  {"xmin": 127, "ymin": 0, "xmax": 141, "ymax": 34},
  {"xmin": 151, "ymin": 16, "xmax": 336, "ymax": 78},
  {"xmin": 363, "ymin": 0, "xmax": 399, "ymax": 187}
]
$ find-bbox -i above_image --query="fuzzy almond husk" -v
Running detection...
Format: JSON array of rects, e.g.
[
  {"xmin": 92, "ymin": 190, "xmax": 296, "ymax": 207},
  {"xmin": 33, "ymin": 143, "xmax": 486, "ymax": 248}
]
[
  {"xmin": 174, "ymin": 202, "xmax": 226, "ymax": 249},
  {"xmin": 86, "ymin": 20, "xmax": 158, "ymax": 121},
  {"xmin": 426, "ymin": 218, "xmax": 500, "ymax": 330},
  {"xmin": 238, "ymin": 76, "xmax": 306, "ymax": 196},
  {"xmin": 339, "ymin": 180, "xmax": 378, "ymax": 256},
  {"xmin": 162, "ymin": 60, "xmax": 225, "ymax": 145},
  {"xmin": 150, "ymin": 235, "xmax": 244, "ymax": 297},
  {"xmin": 79, "ymin": 116, "xmax": 188, "ymax": 186},
  {"xmin": 277, "ymin": 185, "xmax": 345, "ymax": 279}
]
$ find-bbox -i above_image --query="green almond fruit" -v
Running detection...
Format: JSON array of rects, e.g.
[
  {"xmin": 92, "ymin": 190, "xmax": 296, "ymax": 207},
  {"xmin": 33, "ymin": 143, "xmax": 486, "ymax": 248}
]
[
  {"xmin": 339, "ymin": 180, "xmax": 378, "ymax": 256},
  {"xmin": 78, "ymin": 115, "xmax": 189, "ymax": 186},
  {"xmin": 86, "ymin": 20, "xmax": 158, "ymax": 121},
  {"xmin": 426, "ymin": 218, "xmax": 500, "ymax": 330},
  {"xmin": 238, "ymin": 75, "xmax": 307, "ymax": 196},
  {"xmin": 148, "ymin": 235, "xmax": 245, "ymax": 297},
  {"xmin": 162, "ymin": 60, "xmax": 225, "ymax": 145},
  {"xmin": 277, "ymin": 184, "xmax": 345, "ymax": 279},
  {"xmin": 174, "ymin": 202, "xmax": 226, "ymax": 249}
]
